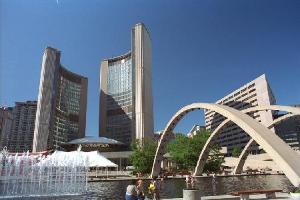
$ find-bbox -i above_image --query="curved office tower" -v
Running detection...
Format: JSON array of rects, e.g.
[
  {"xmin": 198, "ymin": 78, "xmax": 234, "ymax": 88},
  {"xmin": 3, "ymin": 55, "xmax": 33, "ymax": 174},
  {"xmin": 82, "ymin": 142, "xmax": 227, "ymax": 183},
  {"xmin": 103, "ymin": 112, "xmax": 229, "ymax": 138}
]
[
  {"xmin": 33, "ymin": 47, "xmax": 88, "ymax": 152},
  {"xmin": 99, "ymin": 23, "xmax": 154, "ymax": 145}
]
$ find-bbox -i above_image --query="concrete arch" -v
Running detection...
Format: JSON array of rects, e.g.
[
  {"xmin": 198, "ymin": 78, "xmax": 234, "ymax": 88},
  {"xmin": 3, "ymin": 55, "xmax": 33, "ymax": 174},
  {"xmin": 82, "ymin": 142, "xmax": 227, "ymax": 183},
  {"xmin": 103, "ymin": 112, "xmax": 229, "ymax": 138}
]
[
  {"xmin": 233, "ymin": 113, "xmax": 299, "ymax": 174},
  {"xmin": 233, "ymin": 138, "xmax": 256, "ymax": 174},
  {"xmin": 194, "ymin": 106, "xmax": 300, "ymax": 177},
  {"xmin": 151, "ymin": 103, "xmax": 300, "ymax": 186}
]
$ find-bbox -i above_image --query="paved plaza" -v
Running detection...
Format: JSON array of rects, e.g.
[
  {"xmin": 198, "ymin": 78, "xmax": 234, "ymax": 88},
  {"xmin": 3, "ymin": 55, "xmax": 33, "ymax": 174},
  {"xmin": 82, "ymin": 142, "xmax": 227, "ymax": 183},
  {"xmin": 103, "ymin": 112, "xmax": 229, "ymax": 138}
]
[{"xmin": 162, "ymin": 192, "xmax": 292, "ymax": 200}]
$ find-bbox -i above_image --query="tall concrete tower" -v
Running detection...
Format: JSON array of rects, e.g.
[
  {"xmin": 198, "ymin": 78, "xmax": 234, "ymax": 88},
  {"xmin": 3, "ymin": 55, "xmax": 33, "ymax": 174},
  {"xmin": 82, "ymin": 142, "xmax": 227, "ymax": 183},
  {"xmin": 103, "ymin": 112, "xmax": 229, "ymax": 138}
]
[
  {"xmin": 33, "ymin": 47, "xmax": 88, "ymax": 152},
  {"xmin": 99, "ymin": 23, "xmax": 154, "ymax": 145}
]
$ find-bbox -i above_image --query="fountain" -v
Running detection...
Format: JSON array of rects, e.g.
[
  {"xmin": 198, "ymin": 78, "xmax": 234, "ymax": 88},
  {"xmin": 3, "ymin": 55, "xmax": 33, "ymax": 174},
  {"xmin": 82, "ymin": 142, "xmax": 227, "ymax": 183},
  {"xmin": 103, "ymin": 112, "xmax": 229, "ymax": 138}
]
[{"xmin": 0, "ymin": 146, "xmax": 88, "ymax": 198}]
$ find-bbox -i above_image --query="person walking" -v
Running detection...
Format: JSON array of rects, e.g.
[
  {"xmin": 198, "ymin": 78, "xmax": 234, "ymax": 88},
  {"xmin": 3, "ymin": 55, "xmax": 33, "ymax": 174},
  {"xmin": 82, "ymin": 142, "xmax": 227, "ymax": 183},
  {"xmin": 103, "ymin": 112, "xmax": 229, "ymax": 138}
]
[{"xmin": 125, "ymin": 179, "xmax": 138, "ymax": 200}]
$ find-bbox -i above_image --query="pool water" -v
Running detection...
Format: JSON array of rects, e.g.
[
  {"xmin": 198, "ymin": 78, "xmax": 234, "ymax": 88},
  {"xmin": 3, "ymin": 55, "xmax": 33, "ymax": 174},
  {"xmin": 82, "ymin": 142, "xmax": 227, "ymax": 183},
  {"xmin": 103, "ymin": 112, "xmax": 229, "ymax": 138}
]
[{"xmin": 0, "ymin": 175, "xmax": 293, "ymax": 200}]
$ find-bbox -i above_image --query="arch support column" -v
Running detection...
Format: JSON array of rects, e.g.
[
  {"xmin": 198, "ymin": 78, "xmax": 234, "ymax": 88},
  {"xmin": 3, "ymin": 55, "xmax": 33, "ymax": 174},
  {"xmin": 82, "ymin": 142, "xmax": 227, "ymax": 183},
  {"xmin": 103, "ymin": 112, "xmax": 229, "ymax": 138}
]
[{"xmin": 193, "ymin": 119, "xmax": 230, "ymax": 175}]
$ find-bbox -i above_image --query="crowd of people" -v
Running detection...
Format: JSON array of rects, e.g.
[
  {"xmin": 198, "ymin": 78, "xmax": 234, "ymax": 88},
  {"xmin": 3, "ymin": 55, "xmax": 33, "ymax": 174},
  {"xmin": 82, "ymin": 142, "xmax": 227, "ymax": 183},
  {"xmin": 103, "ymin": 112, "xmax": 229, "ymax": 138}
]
[
  {"xmin": 125, "ymin": 178, "xmax": 161, "ymax": 200},
  {"xmin": 125, "ymin": 174, "xmax": 218, "ymax": 199}
]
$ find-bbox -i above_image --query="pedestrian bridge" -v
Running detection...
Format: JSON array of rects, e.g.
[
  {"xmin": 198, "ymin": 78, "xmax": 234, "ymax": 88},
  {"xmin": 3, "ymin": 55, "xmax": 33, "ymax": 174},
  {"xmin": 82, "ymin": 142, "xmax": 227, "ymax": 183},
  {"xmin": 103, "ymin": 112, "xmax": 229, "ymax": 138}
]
[{"xmin": 150, "ymin": 103, "xmax": 300, "ymax": 187}]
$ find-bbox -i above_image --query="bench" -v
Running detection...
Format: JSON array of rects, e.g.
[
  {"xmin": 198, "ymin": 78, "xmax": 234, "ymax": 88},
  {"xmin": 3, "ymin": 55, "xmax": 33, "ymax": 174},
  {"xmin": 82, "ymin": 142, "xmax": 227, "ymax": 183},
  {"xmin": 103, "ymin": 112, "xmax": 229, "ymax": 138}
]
[{"xmin": 230, "ymin": 189, "xmax": 282, "ymax": 200}]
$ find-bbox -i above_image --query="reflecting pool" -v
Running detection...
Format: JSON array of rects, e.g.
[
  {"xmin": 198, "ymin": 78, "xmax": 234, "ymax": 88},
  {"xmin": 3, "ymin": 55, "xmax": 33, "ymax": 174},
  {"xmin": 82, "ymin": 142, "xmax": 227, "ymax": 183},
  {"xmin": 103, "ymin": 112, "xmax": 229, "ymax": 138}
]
[{"xmin": 59, "ymin": 174, "xmax": 293, "ymax": 200}]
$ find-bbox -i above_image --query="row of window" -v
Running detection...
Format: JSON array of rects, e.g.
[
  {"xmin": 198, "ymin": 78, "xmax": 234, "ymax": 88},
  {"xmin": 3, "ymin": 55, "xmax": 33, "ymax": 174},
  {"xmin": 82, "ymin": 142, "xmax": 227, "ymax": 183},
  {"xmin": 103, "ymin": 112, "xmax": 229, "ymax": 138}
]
[
  {"xmin": 205, "ymin": 96, "xmax": 259, "ymax": 126},
  {"xmin": 107, "ymin": 58, "xmax": 132, "ymax": 95},
  {"xmin": 56, "ymin": 76, "xmax": 82, "ymax": 114},
  {"xmin": 205, "ymin": 83, "xmax": 257, "ymax": 117}
]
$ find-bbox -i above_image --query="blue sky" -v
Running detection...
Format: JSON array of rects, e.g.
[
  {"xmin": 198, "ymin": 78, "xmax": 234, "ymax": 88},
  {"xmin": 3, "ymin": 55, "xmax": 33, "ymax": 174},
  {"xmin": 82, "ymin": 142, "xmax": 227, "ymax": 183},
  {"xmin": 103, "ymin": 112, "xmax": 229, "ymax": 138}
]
[{"xmin": 1, "ymin": 0, "xmax": 300, "ymax": 136}]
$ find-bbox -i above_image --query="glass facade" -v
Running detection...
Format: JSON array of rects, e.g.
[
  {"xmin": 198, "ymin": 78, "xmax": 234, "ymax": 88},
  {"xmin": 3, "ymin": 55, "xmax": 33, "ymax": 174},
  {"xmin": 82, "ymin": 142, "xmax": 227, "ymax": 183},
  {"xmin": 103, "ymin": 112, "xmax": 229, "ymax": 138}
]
[
  {"xmin": 106, "ymin": 55, "xmax": 134, "ymax": 144},
  {"xmin": 107, "ymin": 57, "xmax": 132, "ymax": 97},
  {"xmin": 51, "ymin": 68, "xmax": 82, "ymax": 150},
  {"xmin": 57, "ymin": 76, "xmax": 81, "ymax": 114}
]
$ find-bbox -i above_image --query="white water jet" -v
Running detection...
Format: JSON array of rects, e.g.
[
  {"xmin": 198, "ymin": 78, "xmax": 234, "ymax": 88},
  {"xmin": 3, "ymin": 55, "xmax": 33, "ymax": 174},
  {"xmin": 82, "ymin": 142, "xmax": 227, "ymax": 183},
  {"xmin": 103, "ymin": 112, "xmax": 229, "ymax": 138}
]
[{"xmin": 0, "ymin": 146, "xmax": 88, "ymax": 198}]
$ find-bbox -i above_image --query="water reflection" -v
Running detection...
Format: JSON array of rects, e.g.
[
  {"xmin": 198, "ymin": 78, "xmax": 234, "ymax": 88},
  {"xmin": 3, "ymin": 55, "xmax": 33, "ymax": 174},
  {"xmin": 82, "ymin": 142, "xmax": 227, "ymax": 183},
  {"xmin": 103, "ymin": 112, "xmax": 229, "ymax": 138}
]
[{"xmin": 2, "ymin": 175, "xmax": 293, "ymax": 200}]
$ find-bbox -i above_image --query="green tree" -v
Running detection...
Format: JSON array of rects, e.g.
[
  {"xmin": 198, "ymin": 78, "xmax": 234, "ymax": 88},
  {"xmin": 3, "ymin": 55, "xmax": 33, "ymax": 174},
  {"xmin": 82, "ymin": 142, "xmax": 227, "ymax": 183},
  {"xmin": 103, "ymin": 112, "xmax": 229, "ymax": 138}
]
[
  {"xmin": 167, "ymin": 133, "xmax": 190, "ymax": 169},
  {"xmin": 232, "ymin": 146, "xmax": 241, "ymax": 157},
  {"xmin": 203, "ymin": 144, "xmax": 225, "ymax": 173},
  {"xmin": 167, "ymin": 130, "xmax": 224, "ymax": 172},
  {"xmin": 129, "ymin": 137, "xmax": 157, "ymax": 174}
]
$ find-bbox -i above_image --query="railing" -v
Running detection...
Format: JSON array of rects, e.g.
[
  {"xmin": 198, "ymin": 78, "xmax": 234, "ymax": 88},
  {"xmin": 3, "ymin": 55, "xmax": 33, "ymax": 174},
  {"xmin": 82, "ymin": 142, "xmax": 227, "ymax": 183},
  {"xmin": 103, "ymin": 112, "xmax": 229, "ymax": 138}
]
[{"xmin": 88, "ymin": 170, "xmax": 131, "ymax": 177}]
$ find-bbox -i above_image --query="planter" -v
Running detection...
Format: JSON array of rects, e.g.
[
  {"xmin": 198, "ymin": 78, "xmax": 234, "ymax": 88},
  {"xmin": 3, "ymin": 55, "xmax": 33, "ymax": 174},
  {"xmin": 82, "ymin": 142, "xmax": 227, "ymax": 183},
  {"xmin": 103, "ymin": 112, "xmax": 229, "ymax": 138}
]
[
  {"xmin": 183, "ymin": 189, "xmax": 201, "ymax": 200},
  {"xmin": 290, "ymin": 193, "xmax": 300, "ymax": 200}
]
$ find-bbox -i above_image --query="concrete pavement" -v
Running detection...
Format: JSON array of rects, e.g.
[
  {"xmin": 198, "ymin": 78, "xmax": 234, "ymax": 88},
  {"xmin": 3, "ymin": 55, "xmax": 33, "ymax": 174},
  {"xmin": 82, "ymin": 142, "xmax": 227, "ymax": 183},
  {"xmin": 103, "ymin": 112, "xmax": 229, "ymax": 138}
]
[{"xmin": 161, "ymin": 192, "xmax": 292, "ymax": 200}]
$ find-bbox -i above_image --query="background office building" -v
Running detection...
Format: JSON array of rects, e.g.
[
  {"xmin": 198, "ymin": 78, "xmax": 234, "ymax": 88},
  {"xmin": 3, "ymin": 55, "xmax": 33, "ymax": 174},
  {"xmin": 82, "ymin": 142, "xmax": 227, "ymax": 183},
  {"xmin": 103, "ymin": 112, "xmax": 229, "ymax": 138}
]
[
  {"xmin": 99, "ymin": 23, "xmax": 154, "ymax": 145},
  {"xmin": 0, "ymin": 106, "xmax": 13, "ymax": 149},
  {"xmin": 274, "ymin": 105, "xmax": 300, "ymax": 151},
  {"xmin": 187, "ymin": 124, "xmax": 206, "ymax": 138},
  {"xmin": 1, "ymin": 101, "xmax": 36, "ymax": 152},
  {"xmin": 33, "ymin": 47, "xmax": 88, "ymax": 152},
  {"xmin": 205, "ymin": 74, "xmax": 276, "ymax": 155}
]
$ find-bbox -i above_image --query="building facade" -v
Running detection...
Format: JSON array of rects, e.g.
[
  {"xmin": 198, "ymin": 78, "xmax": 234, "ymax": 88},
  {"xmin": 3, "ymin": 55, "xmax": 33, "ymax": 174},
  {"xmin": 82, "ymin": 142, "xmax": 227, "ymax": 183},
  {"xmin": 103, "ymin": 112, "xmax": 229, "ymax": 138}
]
[
  {"xmin": 61, "ymin": 136, "xmax": 128, "ymax": 152},
  {"xmin": 99, "ymin": 23, "xmax": 154, "ymax": 145},
  {"xmin": 204, "ymin": 74, "xmax": 276, "ymax": 155},
  {"xmin": 275, "ymin": 105, "xmax": 300, "ymax": 151},
  {"xmin": 187, "ymin": 124, "xmax": 206, "ymax": 138},
  {"xmin": 33, "ymin": 47, "xmax": 88, "ymax": 152},
  {"xmin": 1, "ymin": 101, "xmax": 36, "ymax": 152},
  {"xmin": 0, "ymin": 106, "xmax": 13, "ymax": 149}
]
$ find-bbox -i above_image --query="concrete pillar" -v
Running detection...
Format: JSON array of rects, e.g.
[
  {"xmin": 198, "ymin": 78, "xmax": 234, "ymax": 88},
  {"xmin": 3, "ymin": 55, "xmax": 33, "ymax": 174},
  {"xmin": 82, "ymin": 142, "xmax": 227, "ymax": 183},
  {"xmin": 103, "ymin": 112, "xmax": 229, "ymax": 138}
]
[{"xmin": 183, "ymin": 189, "xmax": 201, "ymax": 200}]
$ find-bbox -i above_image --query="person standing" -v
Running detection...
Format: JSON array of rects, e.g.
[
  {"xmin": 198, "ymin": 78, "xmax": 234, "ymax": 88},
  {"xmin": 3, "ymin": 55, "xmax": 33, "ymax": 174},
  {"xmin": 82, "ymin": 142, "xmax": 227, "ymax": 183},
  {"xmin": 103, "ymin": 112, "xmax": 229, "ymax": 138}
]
[
  {"xmin": 136, "ymin": 179, "xmax": 145, "ymax": 200},
  {"xmin": 154, "ymin": 178, "xmax": 161, "ymax": 200},
  {"xmin": 148, "ymin": 178, "xmax": 160, "ymax": 200},
  {"xmin": 125, "ymin": 179, "xmax": 138, "ymax": 200},
  {"xmin": 185, "ymin": 175, "xmax": 191, "ymax": 184},
  {"xmin": 211, "ymin": 173, "xmax": 217, "ymax": 195}
]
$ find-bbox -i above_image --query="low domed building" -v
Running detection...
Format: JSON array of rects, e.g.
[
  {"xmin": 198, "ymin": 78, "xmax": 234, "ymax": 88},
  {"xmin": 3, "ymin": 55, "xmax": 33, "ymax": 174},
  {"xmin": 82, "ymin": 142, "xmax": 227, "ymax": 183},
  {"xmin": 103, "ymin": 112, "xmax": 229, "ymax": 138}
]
[
  {"xmin": 62, "ymin": 136, "xmax": 128, "ymax": 152},
  {"xmin": 61, "ymin": 136, "xmax": 132, "ymax": 169}
]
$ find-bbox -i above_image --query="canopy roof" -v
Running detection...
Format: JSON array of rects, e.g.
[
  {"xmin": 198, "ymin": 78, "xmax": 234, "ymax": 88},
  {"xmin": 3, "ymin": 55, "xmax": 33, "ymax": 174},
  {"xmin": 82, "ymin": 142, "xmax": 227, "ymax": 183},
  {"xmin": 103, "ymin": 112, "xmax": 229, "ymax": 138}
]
[
  {"xmin": 37, "ymin": 150, "xmax": 118, "ymax": 168},
  {"xmin": 68, "ymin": 136, "xmax": 124, "ymax": 145}
]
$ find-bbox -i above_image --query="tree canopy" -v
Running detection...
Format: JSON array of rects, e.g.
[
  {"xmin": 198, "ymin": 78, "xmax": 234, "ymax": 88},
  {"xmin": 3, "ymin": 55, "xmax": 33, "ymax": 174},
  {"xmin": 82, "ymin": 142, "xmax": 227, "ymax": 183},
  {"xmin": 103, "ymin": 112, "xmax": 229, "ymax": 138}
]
[
  {"xmin": 232, "ymin": 146, "xmax": 241, "ymax": 157},
  {"xmin": 129, "ymin": 137, "xmax": 157, "ymax": 174},
  {"xmin": 129, "ymin": 130, "xmax": 224, "ymax": 174},
  {"xmin": 167, "ymin": 130, "xmax": 224, "ymax": 173}
]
